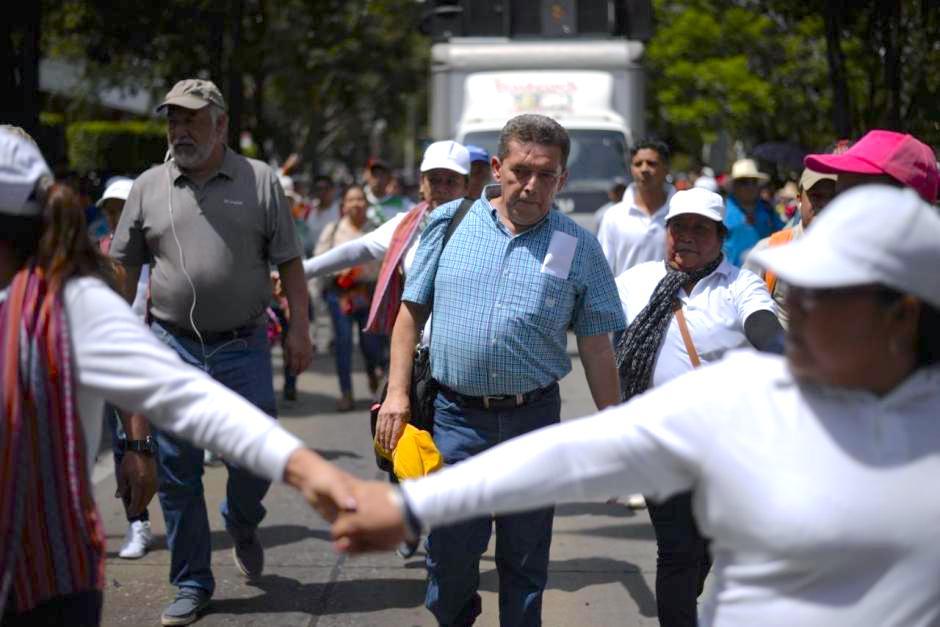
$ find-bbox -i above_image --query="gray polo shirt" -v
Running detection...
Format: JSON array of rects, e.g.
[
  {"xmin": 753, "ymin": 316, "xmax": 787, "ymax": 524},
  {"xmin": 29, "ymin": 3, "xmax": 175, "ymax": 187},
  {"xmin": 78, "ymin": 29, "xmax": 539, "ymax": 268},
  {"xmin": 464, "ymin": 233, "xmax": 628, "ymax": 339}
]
[{"xmin": 110, "ymin": 147, "xmax": 302, "ymax": 332}]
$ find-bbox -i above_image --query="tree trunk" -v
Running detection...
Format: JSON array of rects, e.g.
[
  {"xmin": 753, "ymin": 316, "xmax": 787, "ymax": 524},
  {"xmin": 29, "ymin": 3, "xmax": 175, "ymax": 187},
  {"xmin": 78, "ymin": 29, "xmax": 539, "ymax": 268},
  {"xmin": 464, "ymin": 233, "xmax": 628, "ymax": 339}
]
[
  {"xmin": 823, "ymin": 0, "xmax": 852, "ymax": 138},
  {"xmin": 227, "ymin": 0, "xmax": 245, "ymax": 150},
  {"xmin": 0, "ymin": 3, "xmax": 41, "ymax": 135},
  {"xmin": 880, "ymin": 0, "xmax": 902, "ymax": 129}
]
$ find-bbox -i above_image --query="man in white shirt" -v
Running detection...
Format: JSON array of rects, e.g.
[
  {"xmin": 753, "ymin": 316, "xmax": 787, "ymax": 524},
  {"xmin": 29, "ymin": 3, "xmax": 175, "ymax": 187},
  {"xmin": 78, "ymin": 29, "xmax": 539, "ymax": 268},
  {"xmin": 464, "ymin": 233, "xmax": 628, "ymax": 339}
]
[
  {"xmin": 597, "ymin": 140, "xmax": 676, "ymax": 512},
  {"xmin": 597, "ymin": 139, "xmax": 676, "ymax": 278}
]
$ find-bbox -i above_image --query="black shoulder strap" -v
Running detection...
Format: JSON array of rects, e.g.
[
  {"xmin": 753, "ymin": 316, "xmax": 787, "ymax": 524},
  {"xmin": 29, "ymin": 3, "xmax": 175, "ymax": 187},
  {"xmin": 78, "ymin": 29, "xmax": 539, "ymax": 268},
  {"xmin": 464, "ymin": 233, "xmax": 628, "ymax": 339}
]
[{"xmin": 442, "ymin": 197, "xmax": 474, "ymax": 250}]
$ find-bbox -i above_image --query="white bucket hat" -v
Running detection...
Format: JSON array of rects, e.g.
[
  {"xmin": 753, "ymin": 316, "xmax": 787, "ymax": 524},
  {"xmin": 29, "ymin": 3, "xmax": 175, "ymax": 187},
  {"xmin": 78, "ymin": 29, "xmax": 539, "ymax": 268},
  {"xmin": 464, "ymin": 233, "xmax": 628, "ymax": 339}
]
[
  {"xmin": 666, "ymin": 188, "xmax": 726, "ymax": 223},
  {"xmin": 0, "ymin": 129, "xmax": 51, "ymax": 217},
  {"xmin": 420, "ymin": 140, "xmax": 470, "ymax": 175},
  {"xmin": 752, "ymin": 185, "xmax": 940, "ymax": 309}
]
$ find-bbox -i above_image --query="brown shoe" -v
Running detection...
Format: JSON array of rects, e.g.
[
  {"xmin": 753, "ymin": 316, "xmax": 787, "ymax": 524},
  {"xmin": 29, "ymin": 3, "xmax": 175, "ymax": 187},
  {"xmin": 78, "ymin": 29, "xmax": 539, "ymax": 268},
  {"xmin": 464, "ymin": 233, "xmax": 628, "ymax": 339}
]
[{"xmin": 336, "ymin": 393, "xmax": 354, "ymax": 412}]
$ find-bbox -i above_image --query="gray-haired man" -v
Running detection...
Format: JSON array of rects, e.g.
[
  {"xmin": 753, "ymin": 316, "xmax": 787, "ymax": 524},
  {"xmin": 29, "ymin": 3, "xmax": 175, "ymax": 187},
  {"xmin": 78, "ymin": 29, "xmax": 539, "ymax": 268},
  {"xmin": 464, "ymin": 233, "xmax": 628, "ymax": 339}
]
[{"xmin": 110, "ymin": 78, "xmax": 312, "ymax": 626}]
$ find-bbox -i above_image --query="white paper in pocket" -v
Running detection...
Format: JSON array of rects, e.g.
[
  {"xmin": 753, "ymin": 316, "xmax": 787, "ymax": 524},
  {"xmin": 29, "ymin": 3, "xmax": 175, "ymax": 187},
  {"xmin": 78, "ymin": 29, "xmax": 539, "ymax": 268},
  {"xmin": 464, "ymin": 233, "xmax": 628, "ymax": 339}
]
[{"xmin": 540, "ymin": 231, "xmax": 578, "ymax": 280}]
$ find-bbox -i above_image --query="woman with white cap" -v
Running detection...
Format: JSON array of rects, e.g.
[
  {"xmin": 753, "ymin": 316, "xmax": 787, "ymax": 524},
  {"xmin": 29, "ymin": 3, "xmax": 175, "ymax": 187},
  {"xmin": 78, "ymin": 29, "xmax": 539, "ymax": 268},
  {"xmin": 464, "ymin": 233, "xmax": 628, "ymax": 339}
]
[
  {"xmin": 302, "ymin": 140, "xmax": 471, "ymax": 339},
  {"xmin": 613, "ymin": 187, "xmax": 782, "ymax": 627},
  {"xmin": 94, "ymin": 175, "xmax": 164, "ymax": 560},
  {"xmin": 0, "ymin": 130, "xmax": 353, "ymax": 625},
  {"xmin": 331, "ymin": 184, "xmax": 940, "ymax": 627}
]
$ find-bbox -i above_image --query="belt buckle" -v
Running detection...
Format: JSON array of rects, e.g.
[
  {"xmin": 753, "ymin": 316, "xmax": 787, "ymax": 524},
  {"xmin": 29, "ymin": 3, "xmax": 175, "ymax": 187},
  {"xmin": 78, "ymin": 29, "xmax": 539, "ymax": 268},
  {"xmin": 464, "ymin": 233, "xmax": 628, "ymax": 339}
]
[{"xmin": 482, "ymin": 394, "xmax": 524, "ymax": 410}]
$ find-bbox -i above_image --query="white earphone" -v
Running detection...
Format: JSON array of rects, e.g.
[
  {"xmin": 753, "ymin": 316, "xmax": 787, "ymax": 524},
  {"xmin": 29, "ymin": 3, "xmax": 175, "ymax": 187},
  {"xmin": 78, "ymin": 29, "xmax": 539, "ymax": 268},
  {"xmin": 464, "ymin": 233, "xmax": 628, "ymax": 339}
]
[{"xmin": 166, "ymin": 154, "xmax": 208, "ymax": 367}]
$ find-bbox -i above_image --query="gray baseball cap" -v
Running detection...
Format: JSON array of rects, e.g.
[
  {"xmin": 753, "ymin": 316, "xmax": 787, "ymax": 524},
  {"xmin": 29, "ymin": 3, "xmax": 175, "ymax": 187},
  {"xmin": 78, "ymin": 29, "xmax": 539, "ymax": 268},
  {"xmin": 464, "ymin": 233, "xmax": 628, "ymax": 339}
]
[{"xmin": 156, "ymin": 79, "xmax": 227, "ymax": 113}]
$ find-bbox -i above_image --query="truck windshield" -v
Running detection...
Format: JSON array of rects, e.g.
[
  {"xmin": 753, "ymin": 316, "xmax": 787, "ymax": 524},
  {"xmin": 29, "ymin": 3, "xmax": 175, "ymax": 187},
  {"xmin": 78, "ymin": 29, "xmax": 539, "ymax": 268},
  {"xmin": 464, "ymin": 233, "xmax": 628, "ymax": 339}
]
[{"xmin": 462, "ymin": 129, "xmax": 627, "ymax": 191}]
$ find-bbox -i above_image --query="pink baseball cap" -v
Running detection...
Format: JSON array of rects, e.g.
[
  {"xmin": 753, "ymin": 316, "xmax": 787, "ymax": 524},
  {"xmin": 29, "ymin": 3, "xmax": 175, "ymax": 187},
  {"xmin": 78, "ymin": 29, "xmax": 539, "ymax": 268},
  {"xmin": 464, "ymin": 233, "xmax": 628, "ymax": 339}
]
[{"xmin": 804, "ymin": 130, "xmax": 938, "ymax": 203}]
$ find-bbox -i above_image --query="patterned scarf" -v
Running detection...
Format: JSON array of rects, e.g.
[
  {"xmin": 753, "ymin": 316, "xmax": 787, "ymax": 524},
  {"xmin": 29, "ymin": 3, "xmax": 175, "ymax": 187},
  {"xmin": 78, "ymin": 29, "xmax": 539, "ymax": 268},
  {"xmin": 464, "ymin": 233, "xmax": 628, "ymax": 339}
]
[
  {"xmin": 364, "ymin": 201, "xmax": 430, "ymax": 336},
  {"xmin": 615, "ymin": 255, "xmax": 724, "ymax": 401},
  {"xmin": 0, "ymin": 267, "xmax": 105, "ymax": 615}
]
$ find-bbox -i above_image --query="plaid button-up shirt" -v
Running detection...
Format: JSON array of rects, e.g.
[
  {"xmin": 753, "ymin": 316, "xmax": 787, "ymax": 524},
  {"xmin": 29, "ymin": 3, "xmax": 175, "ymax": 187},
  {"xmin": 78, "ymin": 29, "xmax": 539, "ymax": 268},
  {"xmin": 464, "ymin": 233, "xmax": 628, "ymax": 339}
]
[{"xmin": 403, "ymin": 186, "xmax": 625, "ymax": 396}]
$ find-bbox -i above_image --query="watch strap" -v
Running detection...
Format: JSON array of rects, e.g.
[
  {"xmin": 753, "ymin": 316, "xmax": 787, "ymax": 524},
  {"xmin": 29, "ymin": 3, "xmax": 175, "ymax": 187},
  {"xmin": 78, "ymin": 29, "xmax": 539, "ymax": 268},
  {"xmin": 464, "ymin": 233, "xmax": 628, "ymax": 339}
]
[{"xmin": 125, "ymin": 437, "xmax": 155, "ymax": 454}]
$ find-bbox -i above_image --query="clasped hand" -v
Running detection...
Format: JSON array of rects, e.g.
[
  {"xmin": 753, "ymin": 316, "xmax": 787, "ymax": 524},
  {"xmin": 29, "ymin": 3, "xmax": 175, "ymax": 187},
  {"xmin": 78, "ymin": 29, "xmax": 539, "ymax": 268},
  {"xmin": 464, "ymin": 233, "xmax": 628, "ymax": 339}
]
[{"xmin": 329, "ymin": 480, "xmax": 411, "ymax": 554}]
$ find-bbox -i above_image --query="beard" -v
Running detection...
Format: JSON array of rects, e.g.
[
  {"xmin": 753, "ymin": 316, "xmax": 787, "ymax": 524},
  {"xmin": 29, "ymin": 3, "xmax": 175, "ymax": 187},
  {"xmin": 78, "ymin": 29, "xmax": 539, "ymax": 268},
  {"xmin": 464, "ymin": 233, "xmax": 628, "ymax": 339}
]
[{"xmin": 169, "ymin": 138, "xmax": 216, "ymax": 170}]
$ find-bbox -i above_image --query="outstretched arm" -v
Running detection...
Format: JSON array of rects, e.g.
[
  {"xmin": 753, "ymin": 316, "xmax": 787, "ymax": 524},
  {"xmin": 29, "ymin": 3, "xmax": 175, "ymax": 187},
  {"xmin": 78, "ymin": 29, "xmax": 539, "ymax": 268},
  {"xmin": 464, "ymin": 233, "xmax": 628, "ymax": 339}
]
[
  {"xmin": 333, "ymin": 378, "xmax": 711, "ymax": 553},
  {"xmin": 744, "ymin": 310, "xmax": 785, "ymax": 354},
  {"xmin": 304, "ymin": 213, "xmax": 401, "ymax": 279},
  {"xmin": 67, "ymin": 278, "xmax": 356, "ymax": 519},
  {"xmin": 304, "ymin": 238, "xmax": 379, "ymax": 278}
]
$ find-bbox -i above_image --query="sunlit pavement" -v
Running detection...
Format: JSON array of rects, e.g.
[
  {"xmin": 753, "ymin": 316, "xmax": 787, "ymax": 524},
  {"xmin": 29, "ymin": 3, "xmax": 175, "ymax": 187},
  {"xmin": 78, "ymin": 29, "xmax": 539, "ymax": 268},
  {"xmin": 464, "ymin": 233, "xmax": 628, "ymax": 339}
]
[{"xmin": 96, "ymin": 333, "xmax": 659, "ymax": 626}]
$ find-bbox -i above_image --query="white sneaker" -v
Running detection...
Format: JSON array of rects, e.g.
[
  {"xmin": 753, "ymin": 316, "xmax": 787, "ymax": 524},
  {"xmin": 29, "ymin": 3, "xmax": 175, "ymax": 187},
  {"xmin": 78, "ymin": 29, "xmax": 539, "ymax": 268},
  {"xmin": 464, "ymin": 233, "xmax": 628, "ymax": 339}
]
[
  {"xmin": 627, "ymin": 494, "xmax": 647, "ymax": 510},
  {"xmin": 119, "ymin": 520, "xmax": 153, "ymax": 559}
]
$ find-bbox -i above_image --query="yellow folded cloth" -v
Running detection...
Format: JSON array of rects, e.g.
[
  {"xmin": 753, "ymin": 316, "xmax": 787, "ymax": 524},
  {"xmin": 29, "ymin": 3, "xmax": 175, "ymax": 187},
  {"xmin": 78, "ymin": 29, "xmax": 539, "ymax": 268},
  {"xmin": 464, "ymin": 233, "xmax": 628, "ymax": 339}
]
[{"xmin": 374, "ymin": 424, "xmax": 443, "ymax": 480}]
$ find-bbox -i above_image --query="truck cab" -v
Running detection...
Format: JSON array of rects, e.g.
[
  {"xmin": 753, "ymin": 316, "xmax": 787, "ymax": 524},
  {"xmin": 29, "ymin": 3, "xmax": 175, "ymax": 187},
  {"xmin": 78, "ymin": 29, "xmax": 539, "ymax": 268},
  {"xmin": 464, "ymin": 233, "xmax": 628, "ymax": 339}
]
[{"xmin": 426, "ymin": 3, "xmax": 650, "ymax": 219}]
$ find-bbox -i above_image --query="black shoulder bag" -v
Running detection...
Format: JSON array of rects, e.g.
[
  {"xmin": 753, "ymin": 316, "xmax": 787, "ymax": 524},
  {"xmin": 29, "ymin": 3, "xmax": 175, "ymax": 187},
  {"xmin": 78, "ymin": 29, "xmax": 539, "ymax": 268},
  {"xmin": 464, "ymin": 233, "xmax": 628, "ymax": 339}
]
[{"xmin": 370, "ymin": 198, "xmax": 473, "ymax": 469}]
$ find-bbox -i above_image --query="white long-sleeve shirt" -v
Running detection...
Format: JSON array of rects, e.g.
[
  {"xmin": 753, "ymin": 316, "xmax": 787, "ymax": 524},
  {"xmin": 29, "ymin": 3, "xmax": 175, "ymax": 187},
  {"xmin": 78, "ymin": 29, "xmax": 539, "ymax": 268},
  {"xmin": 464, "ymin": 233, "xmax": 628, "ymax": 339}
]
[
  {"xmin": 402, "ymin": 351, "xmax": 940, "ymax": 627},
  {"xmin": 303, "ymin": 210, "xmax": 433, "ymax": 344},
  {"xmin": 303, "ymin": 211, "xmax": 422, "ymax": 279},
  {"xmin": 1, "ymin": 277, "xmax": 303, "ymax": 482}
]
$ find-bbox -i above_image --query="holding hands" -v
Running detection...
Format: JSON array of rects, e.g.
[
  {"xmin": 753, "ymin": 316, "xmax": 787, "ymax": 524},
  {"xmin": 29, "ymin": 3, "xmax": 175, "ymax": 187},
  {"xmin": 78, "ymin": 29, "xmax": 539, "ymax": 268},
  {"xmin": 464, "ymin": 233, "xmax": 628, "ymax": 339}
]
[
  {"xmin": 330, "ymin": 480, "xmax": 412, "ymax": 554},
  {"xmin": 282, "ymin": 449, "xmax": 417, "ymax": 555},
  {"xmin": 282, "ymin": 448, "xmax": 360, "ymax": 521}
]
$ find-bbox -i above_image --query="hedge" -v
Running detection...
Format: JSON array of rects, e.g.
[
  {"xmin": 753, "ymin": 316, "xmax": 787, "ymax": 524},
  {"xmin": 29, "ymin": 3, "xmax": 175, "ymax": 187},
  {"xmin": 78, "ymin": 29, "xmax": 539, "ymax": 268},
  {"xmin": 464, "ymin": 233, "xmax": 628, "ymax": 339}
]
[{"xmin": 67, "ymin": 120, "xmax": 166, "ymax": 174}]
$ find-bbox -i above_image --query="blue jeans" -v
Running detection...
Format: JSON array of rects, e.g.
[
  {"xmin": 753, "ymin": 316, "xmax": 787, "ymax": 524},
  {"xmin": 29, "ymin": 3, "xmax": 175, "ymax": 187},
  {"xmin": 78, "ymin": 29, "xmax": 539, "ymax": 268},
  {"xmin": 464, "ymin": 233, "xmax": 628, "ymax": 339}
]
[
  {"xmin": 323, "ymin": 289, "xmax": 383, "ymax": 394},
  {"xmin": 150, "ymin": 321, "xmax": 276, "ymax": 595},
  {"xmin": 426, "ymin": 384, "xmax": 561, "ymax": 627}
]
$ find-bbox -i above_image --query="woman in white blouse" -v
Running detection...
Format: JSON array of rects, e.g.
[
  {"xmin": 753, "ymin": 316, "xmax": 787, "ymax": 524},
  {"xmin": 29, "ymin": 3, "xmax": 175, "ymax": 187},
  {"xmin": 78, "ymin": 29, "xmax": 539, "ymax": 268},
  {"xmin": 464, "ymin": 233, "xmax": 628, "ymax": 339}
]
[
  {"xmin": 331, "ymin": 185, "xmax": 940, "ymax": 627},
  {"xmin": 0, "ymin": 130, "xmax": 352, "ymax": 625},
  {"xmin": 616, "ymin": 188, "xmax": 782, "ymax": 627}
]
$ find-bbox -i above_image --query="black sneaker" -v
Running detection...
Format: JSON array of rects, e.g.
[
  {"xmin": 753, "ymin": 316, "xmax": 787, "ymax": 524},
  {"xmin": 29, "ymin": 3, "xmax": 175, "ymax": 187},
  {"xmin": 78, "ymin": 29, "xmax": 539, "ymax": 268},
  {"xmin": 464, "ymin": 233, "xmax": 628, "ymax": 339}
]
[{"xmin": 229, "ymin": 527, "xmax": 264, "ymax": 578}]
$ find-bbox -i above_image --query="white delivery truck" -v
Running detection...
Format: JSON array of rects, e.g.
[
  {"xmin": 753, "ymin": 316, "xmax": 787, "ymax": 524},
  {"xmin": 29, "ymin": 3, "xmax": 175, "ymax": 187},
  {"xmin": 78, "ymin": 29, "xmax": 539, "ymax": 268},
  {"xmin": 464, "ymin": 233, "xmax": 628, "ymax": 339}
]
[{"xmin": 429, "ymin": 38, "xmax": 646, "ymax": 216}]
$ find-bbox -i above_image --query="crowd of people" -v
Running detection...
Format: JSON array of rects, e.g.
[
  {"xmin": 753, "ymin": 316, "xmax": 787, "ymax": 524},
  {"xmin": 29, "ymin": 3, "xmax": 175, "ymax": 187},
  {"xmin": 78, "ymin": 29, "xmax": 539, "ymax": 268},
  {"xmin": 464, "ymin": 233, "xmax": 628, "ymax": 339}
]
[{"xmin": 1, "ymin": 73, "xmax": 939, "ymax": 627}]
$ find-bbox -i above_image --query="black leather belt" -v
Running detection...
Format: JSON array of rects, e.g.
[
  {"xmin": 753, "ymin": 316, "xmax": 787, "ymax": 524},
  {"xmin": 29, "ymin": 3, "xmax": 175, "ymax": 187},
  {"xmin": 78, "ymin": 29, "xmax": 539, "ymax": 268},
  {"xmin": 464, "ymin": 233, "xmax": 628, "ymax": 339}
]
[
  {"xmin": 439, "ymin": 382, "xmax": 558, "ymax": 410},
  {"xmin": 152, "ymin": 317, "xmax": 259, "ymax": 344}
]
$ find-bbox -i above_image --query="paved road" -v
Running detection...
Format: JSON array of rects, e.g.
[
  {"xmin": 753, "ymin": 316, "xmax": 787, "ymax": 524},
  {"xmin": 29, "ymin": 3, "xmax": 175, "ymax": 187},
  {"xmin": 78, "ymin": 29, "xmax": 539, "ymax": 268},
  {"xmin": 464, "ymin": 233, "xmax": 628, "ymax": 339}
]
[{"xmin": 96, "ymin": 334, "xmax": 659, "ymax": 626}]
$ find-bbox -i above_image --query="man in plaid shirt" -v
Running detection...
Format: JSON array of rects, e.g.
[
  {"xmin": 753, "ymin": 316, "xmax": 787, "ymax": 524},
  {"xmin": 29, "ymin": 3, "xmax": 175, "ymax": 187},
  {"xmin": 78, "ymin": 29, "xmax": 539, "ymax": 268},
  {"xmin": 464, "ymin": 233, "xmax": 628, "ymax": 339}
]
[{"xmin": 376, "ymin": 114, "xmax": 624, "ymax": 626}]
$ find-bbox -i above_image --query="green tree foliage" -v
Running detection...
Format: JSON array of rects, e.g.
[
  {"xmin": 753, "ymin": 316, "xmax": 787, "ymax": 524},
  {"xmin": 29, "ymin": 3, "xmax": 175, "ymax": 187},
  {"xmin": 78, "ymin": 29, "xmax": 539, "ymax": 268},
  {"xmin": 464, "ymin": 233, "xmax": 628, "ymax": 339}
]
[
  {"xmin": 43, "ymin": 0, "xmax": 429, "ymax": 175},
  {"xmin": 66, "ymin": 120, "xmax": 166, "ymax": 173},
  {"xmin": 647, "ymin": 0, "xmax": 939, "ymax": 161}
]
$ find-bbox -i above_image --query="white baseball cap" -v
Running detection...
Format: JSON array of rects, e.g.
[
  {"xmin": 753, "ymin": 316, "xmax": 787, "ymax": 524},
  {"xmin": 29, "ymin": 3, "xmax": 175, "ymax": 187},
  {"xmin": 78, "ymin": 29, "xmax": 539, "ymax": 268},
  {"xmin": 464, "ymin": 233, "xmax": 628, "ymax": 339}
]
[
  {"xmin": 665, "ymin": 188, "xmax": 725, "ymax": 223},
  {"xmin": 0, "ymin": 129, "xmax": 51, "ymax": 217},
  {"xmin": 96, "ymin": 177, "xmax": 134, "ymax": 207},
  {"xmin": 420, "ymin": 140, "xmax": 470, "ymax": 175},
  {"xmin": 693, "ymin": 175, "xmax": 719, "ymax": 193},
  {"xmin": 752, "ymin": 185, "xmax": 940, "ymax": 309}
]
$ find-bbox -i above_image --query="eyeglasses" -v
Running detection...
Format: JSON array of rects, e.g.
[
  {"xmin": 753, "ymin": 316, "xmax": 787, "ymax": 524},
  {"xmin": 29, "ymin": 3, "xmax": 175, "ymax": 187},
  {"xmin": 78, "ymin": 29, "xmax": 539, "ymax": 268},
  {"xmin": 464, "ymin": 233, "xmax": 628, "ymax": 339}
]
[
  {"xmin": 509, "ymin": 166, "xmax": 562, "ymax": 185},
  {"xmin": 787, "ymin": 285, "xmax": 892, "ymax": 312}
]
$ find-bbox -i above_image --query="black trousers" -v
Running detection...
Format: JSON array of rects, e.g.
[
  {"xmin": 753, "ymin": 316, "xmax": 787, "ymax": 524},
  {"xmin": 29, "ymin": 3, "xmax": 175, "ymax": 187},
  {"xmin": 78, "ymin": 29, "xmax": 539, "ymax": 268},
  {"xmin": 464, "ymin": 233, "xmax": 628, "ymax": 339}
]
[
  {"xmin": 647, "ymin": 492, "xmax": 712, "ymax": 627},
  {"xmin": 2, "ymin": 590, "xmax": 103, "ymax": 627}
]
